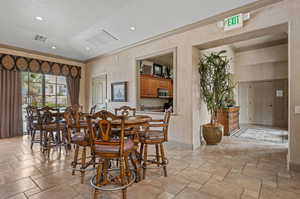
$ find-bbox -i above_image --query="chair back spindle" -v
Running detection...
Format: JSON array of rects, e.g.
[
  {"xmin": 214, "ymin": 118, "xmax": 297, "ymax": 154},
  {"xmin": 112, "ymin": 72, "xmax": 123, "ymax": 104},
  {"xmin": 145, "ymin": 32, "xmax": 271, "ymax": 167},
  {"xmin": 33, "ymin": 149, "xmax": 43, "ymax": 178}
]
[{"xmin": 115, "ymin": 106, "xmax": 136, "ymax": 117}]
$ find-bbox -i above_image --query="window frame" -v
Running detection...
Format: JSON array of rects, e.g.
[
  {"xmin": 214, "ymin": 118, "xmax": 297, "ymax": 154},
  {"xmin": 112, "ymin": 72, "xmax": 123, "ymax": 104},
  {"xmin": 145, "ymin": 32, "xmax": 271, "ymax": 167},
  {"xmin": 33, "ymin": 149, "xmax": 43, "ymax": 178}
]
[{"xmin": 22, "ymin": 72, "xmax": 68, "ymax": 108}]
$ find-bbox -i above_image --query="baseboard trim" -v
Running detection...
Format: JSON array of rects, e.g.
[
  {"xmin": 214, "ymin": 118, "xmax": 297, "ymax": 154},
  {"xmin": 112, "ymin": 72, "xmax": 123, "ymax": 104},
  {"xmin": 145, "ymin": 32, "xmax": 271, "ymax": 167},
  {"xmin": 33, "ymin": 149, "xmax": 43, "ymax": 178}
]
[{"xmin": 289, "ymin": 162, "xmax": 300, "ymax": 172}]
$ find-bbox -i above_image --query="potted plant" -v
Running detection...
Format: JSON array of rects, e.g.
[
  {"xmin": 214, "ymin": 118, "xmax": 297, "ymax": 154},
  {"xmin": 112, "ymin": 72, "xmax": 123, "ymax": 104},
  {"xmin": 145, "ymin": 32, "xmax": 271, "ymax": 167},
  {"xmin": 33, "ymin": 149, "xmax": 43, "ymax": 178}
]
[{"xmin": 198, "ymin": 50, "xmax": 235, "ymax": 145}]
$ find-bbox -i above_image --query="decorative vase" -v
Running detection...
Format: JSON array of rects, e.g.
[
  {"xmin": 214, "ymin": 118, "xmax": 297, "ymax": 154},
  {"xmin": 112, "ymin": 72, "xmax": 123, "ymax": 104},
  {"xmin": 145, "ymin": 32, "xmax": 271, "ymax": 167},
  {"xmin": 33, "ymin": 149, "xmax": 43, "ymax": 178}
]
[{"xmin": 202, "ymin": 123, "xmax": 223, "ymax": 145}]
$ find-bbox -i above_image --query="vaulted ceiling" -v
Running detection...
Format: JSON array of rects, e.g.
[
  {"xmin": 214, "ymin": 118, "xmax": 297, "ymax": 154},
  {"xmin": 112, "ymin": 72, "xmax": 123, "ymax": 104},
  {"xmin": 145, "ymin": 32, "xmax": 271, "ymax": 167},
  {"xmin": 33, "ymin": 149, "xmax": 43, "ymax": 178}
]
[{"xmin": 0, "ymin": 0, "xmax": 257, "ymax": 61}]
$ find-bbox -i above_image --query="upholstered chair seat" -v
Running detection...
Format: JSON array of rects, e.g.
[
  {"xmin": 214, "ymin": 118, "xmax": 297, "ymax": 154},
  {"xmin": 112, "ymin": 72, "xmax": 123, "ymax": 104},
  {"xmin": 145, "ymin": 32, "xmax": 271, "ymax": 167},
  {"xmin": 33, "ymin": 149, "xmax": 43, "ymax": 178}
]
[
  {"xmin": 42, "ymin": 123, "xmax": 66, "ymax": 130},
  {"xmin": 139, "ymin": 130, "xmax": 165, "ymax": 142},
  {"xmin": 71, "ymin": 133, "xmax": 89, "ymax": 144},
  {"xmin": 94, "ymin": 139, "xmax": 134, "ymax": 154}
]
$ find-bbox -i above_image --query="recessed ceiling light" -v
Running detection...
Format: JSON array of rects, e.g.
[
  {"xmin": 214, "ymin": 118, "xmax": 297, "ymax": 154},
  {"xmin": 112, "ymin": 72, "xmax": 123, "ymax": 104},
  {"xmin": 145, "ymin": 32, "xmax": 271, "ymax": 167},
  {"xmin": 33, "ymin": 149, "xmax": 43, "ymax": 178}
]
[
  {"xmin": 51, "ymin": 46, "xmax": 56, "ymax": 49},
  {"xmin": 35, "ymin": 16, "xmax": 43, "ymax": 21},
  {"xmin": 85, "ymin": 47, "xmax": 90, "ymax": 51},
  {"xmin": 130, "ymin": 26, "xmax": 136, "ymax": 31}
]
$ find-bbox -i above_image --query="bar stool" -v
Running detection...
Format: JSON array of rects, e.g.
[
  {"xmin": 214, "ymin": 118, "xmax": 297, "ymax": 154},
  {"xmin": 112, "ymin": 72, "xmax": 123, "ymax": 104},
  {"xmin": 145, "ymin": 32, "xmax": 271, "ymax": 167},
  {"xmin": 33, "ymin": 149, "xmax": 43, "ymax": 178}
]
[
  {"xmin": 26, "ymin": 105, "xmax": 41, "ymax": 149},
  {"xmin": 139, "ymin": 110, "xmax": 171, "ymax": 179},
  {"xmin": 115, "ymin": 106, "xmax": 136, "ymax": 117},
  {"xmin": 37, "ymin": 107, "xmax": 67, "ymax": 158},
  {"xmin": 87, "ymin": 110, "xmax": 136, "ymax": 199},
  {"xmin": 64, "ymin": 108, "xmax": 93, "ymax": 184}
]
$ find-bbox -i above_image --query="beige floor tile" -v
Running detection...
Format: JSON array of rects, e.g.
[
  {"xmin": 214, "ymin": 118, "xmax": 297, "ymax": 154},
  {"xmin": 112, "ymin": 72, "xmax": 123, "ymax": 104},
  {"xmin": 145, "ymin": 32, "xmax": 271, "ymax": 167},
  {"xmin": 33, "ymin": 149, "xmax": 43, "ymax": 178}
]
[
  {"xmin": 0, "ymin": 178, "xmax": 36, "ymax": 198},
  {"xmin": 7, "ymin": 193, "xmax": 27, "ymax": 199},
  {"xmin": 175, "ymin": 187, "xmax": 219, "ymax": 199},
  {"xmin": 0, "ymin": 134, "xmax": 299, "ymax": 199},
  {"xmin": 127, "ymin": 184, "xmax": 163, "ymax": 199},
  {"xmin": 156, "ymin": 192, "xmax": 175, "ymax": 199},
  {"xmin": 148, "ymin": 175, "xmax": 189, "ymax": 195},
  {"xmin": 200, "ymin": 179, "xmax": 244, "ymax": 199},
  {"xmin": 260, "ymin": 184, "xmax": 300, "ymax": 199},
  {"xmin": 29, "ymin": 185, "xmax": 78, "ymax": 199}
]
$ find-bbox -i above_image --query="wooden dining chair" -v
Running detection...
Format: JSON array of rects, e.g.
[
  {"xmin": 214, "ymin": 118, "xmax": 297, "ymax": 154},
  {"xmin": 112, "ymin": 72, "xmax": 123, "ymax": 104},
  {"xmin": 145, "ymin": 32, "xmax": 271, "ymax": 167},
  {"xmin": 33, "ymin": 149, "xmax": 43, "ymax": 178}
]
[
  {"xmin": 139, "ymin": 110, "xmax": 171, "ymax": 179},
  {"xmin": 64, "ymin": 109, "xmax": 92, "ymax": 184},
  {"xmin": 87, "ymin": 110, "xmax": 136, "ymax": 199},
  {"xmin": 115, "ymin": 106, "xmax": 136, "ymax": 117}
]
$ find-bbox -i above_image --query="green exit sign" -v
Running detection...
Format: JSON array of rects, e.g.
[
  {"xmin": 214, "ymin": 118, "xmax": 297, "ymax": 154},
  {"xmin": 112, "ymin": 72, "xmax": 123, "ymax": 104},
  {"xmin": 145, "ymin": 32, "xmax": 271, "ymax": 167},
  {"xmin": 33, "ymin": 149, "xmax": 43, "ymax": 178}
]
[{"xmin": 224, "ymin": 14, "xmax": 243, "ymax": 31}]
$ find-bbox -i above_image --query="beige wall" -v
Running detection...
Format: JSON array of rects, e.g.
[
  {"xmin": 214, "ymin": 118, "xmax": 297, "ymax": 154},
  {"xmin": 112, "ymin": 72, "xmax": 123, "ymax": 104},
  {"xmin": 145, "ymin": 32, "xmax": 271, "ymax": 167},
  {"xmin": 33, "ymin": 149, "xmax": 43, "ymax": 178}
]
[
  {"xmin": 288, "ymin": 0, "xmax": 300, "ymax": 171},
  {"xmin": 86, "ymin": 1, "xmax": 289, "ymax": 148},
  {"xmin": 235, "ymin": 44, "xmax": 288, "ymax": 82},
  {"xmin": 0, "ymin": 46, "xmax": 87, "ymax": 110}
]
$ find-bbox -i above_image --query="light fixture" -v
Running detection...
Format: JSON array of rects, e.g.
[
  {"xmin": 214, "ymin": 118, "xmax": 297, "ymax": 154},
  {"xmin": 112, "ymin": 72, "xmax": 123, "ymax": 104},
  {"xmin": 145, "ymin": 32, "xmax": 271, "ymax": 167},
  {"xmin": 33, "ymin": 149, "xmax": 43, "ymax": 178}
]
[
  {"xmin": 35, "ymin": 16, "xmax": 43, "ymax": 21},
  {"xmin": 85, "ymin": 47, "xmax": 90, "ymax": 51},
  {"xmin": 130, "ymin": 26, "xmax": 136, "ymax": 31},
  {"xmin": 51, "ymin": 46, "xmax": 56, "ymax": 49}
]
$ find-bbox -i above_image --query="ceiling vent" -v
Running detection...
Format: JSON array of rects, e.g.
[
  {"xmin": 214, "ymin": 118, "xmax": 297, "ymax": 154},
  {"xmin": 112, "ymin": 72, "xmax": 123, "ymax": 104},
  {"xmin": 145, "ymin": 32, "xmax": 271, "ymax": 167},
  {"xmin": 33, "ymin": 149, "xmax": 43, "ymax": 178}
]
[
  {"xmin": 34, "ymin": 34, "xmax": 47, "ymax": 42},
  {"xmin": 86, "ymin": 29, "xmax": 119, "ymax": 47}
]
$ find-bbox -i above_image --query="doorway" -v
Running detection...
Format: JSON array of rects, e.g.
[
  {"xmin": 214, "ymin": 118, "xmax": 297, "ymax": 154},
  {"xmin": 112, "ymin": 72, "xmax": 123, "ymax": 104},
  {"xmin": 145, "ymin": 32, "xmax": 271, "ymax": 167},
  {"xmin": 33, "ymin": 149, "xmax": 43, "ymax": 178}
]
[
  {"xmin": 92, "ymin": 74, "xmax": 108, "ymax": 111},
  {"xmin": 196, "ymin": 24, "xmax": 289, "ymax": 145},
  {"xmin": 239, "ymin": 79, "xmax": 288, "ymax": 128}
]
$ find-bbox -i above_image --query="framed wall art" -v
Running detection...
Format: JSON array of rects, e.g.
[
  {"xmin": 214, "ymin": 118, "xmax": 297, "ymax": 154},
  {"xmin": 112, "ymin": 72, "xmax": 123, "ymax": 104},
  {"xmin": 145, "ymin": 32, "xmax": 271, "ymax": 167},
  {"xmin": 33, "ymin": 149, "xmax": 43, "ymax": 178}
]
[{"xmin": 111, "ymin": 81, "xmax": 128, "ymax": 102}]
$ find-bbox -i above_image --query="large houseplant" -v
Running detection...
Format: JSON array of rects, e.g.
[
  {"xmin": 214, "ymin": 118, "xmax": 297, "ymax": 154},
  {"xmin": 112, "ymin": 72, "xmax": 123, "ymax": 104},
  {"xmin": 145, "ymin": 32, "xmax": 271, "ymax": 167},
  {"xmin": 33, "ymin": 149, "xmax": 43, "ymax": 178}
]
[{"xmin": 198, "ymin": 50, "xmax": 235, "ymax": 145}]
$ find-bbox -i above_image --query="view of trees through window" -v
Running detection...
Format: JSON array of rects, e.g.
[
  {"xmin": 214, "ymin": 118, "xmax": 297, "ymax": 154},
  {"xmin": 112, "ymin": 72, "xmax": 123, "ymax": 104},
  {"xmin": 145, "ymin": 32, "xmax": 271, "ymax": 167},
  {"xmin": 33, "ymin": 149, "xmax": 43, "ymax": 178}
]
[{"xmin": 21, "ymin": 72, "xmax": 68, "ymax": 108}]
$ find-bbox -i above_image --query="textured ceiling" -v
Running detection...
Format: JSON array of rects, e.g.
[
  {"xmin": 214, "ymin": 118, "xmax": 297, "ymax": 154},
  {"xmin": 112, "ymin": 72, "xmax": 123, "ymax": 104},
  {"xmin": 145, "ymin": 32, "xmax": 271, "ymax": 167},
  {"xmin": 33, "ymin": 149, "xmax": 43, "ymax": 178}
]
[{"xmin": 0, "ymin": 0, "xmax": 257, "ymax": 61}]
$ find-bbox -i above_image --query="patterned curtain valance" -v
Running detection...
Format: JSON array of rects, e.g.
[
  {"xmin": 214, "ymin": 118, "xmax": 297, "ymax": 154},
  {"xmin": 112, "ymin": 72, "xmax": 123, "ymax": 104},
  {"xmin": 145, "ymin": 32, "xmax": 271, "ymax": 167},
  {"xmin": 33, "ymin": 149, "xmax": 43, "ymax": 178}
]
[{"xmin": 0, "ymin": 53, "xmax": 81, "ymax": 78}]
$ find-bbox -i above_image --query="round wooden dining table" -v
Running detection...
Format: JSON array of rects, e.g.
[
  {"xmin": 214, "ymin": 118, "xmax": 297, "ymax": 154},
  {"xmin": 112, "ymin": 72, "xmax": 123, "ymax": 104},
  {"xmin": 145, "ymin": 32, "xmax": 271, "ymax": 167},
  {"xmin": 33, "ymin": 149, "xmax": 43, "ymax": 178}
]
[{"xmin": 110, "ymin": 115, "xmax": 152, "ymax": 128}]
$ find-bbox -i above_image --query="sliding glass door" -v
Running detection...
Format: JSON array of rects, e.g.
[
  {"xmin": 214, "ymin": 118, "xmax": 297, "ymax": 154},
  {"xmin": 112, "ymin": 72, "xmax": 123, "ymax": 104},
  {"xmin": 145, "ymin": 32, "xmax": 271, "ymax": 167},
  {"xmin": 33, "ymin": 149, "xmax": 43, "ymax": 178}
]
[{"xmin": 21, "ymin": 72, "xmax": 68, "ymax": 134}]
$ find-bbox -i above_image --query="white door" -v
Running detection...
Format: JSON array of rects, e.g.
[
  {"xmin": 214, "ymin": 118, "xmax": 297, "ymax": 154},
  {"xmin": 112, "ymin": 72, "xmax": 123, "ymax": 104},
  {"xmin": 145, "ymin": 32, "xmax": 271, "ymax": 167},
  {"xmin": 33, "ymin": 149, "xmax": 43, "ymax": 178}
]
[
  {"xmin": 252, "ymin": 81, "xmax": 273, "ymax": 125},
  {"xmin": 92, "ymin": 74, "xmax": 107, "ymax": 111}
]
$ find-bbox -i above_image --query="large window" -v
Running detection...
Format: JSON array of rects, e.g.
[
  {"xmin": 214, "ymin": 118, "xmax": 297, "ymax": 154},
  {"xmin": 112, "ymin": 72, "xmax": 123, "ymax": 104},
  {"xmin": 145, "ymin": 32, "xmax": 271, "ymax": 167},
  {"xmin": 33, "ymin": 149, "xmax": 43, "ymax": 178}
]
[{"xmin": 22, "ymin": 72, "xmax": 68, "ymax": 108}]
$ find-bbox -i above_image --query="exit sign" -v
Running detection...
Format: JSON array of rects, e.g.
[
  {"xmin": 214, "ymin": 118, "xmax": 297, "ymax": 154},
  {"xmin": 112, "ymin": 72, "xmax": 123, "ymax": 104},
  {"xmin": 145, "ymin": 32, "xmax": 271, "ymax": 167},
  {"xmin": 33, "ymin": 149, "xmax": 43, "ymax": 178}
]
[
  {"xmin": 218, "ymin": 13, "xmax": 250, "ymax": 31},
  {"xmin": 224, "ymin": 14, "xmax": 243, "ymax": 31}
]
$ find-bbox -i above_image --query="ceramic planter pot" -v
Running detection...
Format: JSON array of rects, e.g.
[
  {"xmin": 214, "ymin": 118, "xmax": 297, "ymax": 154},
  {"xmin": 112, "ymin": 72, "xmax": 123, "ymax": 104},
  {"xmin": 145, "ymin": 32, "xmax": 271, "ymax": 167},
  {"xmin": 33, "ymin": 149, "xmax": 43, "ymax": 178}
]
[{"xmin": 202, "ymin": 123, "xmax": 223, "ymax": 145}]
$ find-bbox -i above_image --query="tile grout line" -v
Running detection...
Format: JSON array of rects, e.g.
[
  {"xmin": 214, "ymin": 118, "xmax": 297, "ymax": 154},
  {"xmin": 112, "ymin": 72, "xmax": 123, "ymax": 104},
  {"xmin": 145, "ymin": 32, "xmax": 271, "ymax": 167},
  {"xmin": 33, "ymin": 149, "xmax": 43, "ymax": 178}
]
[
  {"xmin": 29, "ymin": 176, "xmax": 42, "ymax": 191},
  {"xmin": 258, "ymin": 179, "xmax": 263, "ymax": 199}
]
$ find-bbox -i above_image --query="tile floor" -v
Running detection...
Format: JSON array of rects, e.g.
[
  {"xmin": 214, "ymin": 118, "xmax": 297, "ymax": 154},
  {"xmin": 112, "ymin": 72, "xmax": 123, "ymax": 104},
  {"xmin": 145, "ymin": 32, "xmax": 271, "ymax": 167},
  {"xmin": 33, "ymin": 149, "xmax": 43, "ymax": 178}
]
[
  {"xmin": 234, "ymin": 124, "xmax": 288, "ymax": 144},
  {"xmin": 0, "ymin": 135, "xmax": 300, "ymax": 199}
]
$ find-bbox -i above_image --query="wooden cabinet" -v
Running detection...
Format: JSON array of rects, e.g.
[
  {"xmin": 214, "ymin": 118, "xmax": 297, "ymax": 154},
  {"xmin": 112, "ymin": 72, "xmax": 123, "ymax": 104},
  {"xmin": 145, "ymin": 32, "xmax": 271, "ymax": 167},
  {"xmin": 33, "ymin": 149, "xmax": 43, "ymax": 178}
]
[
  {"xmin": 140, "ymin": 74, "xmax": 172, "ymax": 98},
  {"xmin": 140, "ymin": 76, "xmax": 158, "ymax": 97},
  {"xmin": 217, "ymin": 106, "xmax": 240, "ymax": 136}
]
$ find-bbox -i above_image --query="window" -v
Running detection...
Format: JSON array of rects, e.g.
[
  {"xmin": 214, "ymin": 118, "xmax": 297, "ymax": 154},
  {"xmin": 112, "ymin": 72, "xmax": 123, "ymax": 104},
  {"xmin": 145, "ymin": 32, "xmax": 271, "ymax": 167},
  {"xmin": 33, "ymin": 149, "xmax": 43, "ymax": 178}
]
[{"xmin": 22, "ymin": 72, "xmax": 68, "ymax": 108}]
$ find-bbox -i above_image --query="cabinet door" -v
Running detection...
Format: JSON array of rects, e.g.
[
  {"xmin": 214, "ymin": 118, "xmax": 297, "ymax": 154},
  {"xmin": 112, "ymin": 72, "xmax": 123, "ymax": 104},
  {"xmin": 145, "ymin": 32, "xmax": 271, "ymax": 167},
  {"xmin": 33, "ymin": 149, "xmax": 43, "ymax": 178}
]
[
  {"xmin": 158, "ymin": 79, "xmax": 168, "ymax": 88},
  {"xmin": 140, "ymin": 77, "xmax": 150, "ymax": 97},
  {"xmin": 168, "ymin": 80, "xmax": 173, "ymax": 96},
  {"xmin": 149, "ymin": 78, "xmax": 158, "ymax": 97},
  {"xmin": 140, "ymin": 77, "xmax": 158, "ymax": 97}
]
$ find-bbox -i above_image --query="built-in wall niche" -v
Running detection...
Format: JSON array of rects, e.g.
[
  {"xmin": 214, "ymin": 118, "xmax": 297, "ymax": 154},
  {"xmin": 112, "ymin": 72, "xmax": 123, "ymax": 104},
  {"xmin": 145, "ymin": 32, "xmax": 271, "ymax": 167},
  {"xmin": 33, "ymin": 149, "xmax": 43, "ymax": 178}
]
[{"xmin": 136, "ymin": 48, "xmax": 177, "ymax": 113}]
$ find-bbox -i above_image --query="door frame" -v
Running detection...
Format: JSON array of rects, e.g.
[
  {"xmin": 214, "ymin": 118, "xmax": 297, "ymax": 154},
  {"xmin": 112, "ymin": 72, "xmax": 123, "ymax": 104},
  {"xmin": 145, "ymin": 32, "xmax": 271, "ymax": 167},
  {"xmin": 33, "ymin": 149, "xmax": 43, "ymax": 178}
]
[{"xmin": 91, "ymin": 73, "xmax": 108, "ymax": 110}]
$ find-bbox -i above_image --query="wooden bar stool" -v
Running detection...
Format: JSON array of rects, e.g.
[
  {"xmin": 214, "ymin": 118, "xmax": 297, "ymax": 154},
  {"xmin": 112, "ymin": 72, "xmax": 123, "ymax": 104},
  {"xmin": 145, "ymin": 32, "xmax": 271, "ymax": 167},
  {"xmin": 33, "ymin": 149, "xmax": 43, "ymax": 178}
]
[
  {"xmin": 37, "ymin": 107, "xmax": 67, "ymax": 158},
  {"xmin": 64, "ymin": 108, "xmax": 93, "ymax": 184},
  {"xmin": 87, "ymin": 110, "xmax": 136, "ymax": 199},
  {"xmin": 26, "ymin": 105, "xmax": 41, "ymax": 149},
  {"xmin": 139, "ymin": 110, "xmax": 171, "ymax": 179},
  {"xmin": 115, "ymin": 106, "xmax": 136, "ymax": 117}
]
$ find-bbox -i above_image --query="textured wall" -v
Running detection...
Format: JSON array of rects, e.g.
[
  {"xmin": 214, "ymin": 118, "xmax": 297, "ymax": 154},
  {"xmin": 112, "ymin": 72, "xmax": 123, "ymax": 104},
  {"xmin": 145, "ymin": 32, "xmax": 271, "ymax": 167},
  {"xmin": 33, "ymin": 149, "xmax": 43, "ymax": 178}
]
[{"xmin": 86, "ymin": 1, "xmax": 289, "ymax": 149}]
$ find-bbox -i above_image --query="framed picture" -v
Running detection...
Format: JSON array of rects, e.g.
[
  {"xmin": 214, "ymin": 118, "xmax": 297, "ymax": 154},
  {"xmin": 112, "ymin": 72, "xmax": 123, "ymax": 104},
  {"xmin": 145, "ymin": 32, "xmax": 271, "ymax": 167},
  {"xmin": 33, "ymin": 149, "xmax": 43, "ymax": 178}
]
[
  {"xmin": 111, "ymin": 82, "xmax": 128, "ymax": 102},
  {"xmin": 153, "ymin": 64, "xmax": 163, "ymax": 77}
]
